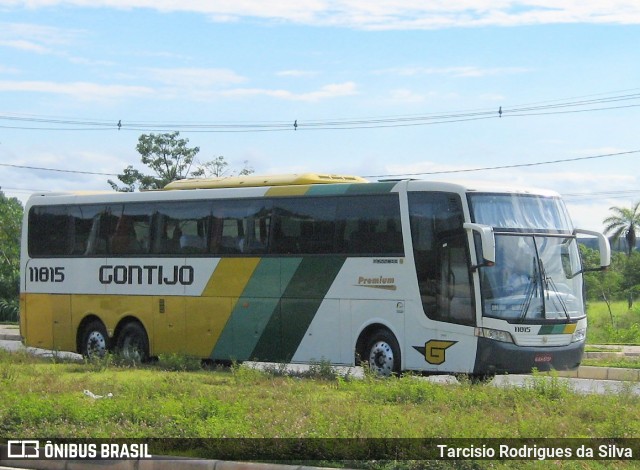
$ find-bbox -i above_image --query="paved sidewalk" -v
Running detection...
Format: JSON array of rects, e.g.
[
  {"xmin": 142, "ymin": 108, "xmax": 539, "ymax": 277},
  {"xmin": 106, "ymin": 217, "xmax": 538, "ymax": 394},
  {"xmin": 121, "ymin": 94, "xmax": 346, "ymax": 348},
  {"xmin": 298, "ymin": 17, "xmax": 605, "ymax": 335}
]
[
  {"xmin": 0, "ymin": 324, "xmax": 19, "ymax": 341},
  {"xmin": 3, "ymin": 324, "xmax": 640, "ymax": 380}
]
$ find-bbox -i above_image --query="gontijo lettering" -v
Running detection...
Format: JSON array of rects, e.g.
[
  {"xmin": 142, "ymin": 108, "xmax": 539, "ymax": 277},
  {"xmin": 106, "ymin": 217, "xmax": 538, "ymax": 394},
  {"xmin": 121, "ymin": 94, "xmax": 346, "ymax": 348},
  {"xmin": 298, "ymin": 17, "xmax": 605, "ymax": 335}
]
[{"xmin": 99, "ymin": 265, "xmax": 194, "ymax": 285}]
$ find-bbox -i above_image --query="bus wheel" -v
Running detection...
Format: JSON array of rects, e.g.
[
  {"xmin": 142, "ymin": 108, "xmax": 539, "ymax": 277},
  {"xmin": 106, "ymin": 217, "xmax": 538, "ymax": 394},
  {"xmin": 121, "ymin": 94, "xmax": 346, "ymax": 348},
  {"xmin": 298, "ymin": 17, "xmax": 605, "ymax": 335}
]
[
  {"xmin": 80, "ymin": 320, "xmax": 109, "ymax": 359},
  {"xmin": 116, "ymin": 322, "xmax": 149, "ymax": 363},
  {"xmin": 364, "ymin": 330, "xmax": 401, "ymax": 377}
]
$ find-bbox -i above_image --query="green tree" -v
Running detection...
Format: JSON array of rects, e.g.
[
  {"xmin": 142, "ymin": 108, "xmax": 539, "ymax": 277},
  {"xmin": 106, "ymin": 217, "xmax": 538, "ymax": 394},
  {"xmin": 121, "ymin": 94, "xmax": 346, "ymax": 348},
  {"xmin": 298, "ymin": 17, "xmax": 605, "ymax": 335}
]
[
  {"xmin": 191, "ymin": 156, "xmax": 254, "ymax": 178},
  {"xmin": 0, "ymin": 190, "xmax": 23, "ymax": 321},
  {"xmin": 603, "ymin": 201, "xmax": 640, "ymax": 307},
  {"xmin": 109, "ymin": 132, "xmax": 253, "ymax": 191},
  {"xmin": 108, "ymin": 131, "xmax": 200, "ymax": 191},
  {"xmin": 603, "ymin": 201, "xmax": 640, "ymax": 256}
]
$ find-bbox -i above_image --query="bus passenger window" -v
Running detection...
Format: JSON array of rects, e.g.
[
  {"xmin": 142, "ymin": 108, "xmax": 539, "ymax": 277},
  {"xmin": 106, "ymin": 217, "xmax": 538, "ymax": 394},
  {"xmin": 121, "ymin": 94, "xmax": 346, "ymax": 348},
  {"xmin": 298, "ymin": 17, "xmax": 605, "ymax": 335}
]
[
  {"xmin": 111, "ymin": 216, "xmax": 140, "ymax": 254},
  {"xmin": 211, "ymin": 200, "xmax": 271, "ymax": 255},
  {"xmin": 153, "ymin": 201, "xmax": 211, "ymax": 255},
  {"xmin": 271, "ymin": 197, "xmax": 337, "ymax": 255},
  {"xmin": 335, "ymin": 195, "xmax": 403, "ymax": 255},
  {"xmin": 28, "ymin": 206, "xmax": 71, "ymax": 257},
  {"xmin": 408, "ymin": 193, "xmax": 474, "ymax": 326},
  {"xmin": 110, "ymin": 204, "xmax": 152, "ymax": 255}
]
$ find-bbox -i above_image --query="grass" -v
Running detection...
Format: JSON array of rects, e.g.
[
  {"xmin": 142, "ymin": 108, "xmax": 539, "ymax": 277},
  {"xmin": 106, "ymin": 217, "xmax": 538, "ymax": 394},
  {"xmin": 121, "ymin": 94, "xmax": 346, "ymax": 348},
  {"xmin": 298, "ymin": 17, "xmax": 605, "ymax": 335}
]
[
  {"xmin": 586, "ymin": 301, "xmax": 640, "ymax": 344},
  {"xmin": 1, "ymin": 349, "xmax": 640, "ymax": 469},
  {"xmin": 1, "ymin": 300, "xmax": 639, "ymax": 468},
  {"xmin": 582, "ymin": 356, "xmax": 640, "ymax": 369}
]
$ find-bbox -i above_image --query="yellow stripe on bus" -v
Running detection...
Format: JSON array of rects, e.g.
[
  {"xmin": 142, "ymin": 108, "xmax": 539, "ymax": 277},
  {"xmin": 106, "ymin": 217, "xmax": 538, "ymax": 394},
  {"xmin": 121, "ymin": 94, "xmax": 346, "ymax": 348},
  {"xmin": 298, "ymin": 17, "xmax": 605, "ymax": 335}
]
[
  {"xmin": 265, "ymin": 185, "xmax": 311, "ymax": 196},
  {"xmin": 201, "ymin": 258, "xmax": 261, "ymax": 300},
  {"xmin": 188, "ymin": 258, "xmax": 262, "ymax": 357}
]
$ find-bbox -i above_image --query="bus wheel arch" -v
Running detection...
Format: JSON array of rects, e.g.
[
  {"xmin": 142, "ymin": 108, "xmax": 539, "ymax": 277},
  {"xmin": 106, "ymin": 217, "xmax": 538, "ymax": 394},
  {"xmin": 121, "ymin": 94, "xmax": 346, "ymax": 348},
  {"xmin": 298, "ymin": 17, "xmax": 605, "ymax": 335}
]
[
  {"xmin": 355, "ymin": 324, "xmax": 402, "ymax": 376},
  {"xmin": 114, "ymin": 318, "xmax": 150, "ymax": 363},
  {"xmin": 78, "ymin": 316, "xmax": 110, "ymax": 359}
]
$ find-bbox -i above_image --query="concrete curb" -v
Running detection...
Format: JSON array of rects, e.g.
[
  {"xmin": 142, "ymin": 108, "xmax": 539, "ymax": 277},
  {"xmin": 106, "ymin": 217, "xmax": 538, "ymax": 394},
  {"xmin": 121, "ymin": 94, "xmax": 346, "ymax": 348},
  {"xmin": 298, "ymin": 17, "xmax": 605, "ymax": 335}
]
[
  {"xmin": 554, "ymin": 365, "xmax": 640, "ymax": 381},
  {"xmin": 0, "ymin": 326, "xmax": 19, "ymax": 341},
  {"xmin": 0, "ymin": 333, "xmax": 20, "ymax": 341}
]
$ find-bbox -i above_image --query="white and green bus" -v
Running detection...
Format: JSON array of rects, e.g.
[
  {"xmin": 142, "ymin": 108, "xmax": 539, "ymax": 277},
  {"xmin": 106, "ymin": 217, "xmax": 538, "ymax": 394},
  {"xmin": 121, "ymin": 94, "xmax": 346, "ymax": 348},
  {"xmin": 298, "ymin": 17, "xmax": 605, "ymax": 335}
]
[{"xmin": 20, "ymin": 173, "xmax": 610, "ymax": 376}]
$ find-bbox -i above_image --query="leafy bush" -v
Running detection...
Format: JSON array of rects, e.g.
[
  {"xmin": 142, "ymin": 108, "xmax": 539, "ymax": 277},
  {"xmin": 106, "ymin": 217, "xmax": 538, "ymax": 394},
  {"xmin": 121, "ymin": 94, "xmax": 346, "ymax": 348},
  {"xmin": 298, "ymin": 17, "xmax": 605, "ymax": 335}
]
[
  {"xmin": 157, "ymin": 353, "xmax": 203, "ymax": 372},
  {"xmin": 0, "ymin": 298, "xmax": 18, "ymax": 322}
]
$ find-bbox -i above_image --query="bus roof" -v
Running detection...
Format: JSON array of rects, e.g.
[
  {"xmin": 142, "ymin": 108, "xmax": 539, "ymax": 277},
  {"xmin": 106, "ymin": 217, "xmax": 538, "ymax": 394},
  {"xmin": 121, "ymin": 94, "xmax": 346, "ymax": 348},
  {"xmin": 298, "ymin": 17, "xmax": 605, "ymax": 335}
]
[
  {"xmin": 163, "ymin": 173, "xmax": 369, "ymax": 190},
  {"xmin": 24, "ymin": 176, "xmax": 561, "ymax": 208}
]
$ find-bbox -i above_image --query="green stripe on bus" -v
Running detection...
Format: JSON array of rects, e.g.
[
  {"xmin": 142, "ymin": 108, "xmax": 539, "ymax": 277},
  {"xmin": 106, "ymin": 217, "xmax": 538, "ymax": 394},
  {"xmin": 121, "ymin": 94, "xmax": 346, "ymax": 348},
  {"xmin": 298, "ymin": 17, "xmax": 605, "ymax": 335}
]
[
  {"xmin": 250, "ymin": 256, "xmax": 346, "ymax": 362},
  {"xmin": 209, "ymin": 258, "xmax": 302, "ymax": 361},
  {"xmin": 346, "ymin": 182, "xmax": 397, "ymax": 194},
  {"xmin": 538, "ymin": 324, "xmax": 575, "ymax": 335},
  {"xmin": 305, "ymin": 184, "xmax": 352, "ymax": 196}
]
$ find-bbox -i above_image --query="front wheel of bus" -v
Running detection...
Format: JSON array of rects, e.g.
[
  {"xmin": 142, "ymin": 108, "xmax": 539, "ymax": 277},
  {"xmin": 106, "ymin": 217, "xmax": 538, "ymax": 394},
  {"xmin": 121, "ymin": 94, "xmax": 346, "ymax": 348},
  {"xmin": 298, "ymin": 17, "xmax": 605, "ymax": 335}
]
[
  {"xmin": 116, "ymin": 322, "xmax": 149, "ymax": 363},
  {"xmin": 80, "ymin": 320, "xmax": 109, "ymax": 359},
  {"xmin": 364, "ymin": 330, "xmax": 401, "ymax": 377}
]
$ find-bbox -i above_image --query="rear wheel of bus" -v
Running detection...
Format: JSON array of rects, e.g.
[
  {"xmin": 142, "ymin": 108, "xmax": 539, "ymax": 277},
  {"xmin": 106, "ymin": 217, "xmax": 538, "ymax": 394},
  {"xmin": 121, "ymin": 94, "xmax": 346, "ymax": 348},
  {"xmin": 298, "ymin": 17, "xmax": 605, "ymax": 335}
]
[{"xmin": 115, "ymin": 321, "xmax": 149, "ymax": 363}]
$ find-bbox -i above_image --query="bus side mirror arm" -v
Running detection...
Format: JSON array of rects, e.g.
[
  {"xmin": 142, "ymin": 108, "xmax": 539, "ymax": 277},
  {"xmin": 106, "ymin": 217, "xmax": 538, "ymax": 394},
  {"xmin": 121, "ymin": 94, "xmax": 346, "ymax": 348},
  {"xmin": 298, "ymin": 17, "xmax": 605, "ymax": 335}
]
[
  {"xmin": 463, "ymin": 223, "xmax": 496, "ymax": 272},
  {"xmin": 574, "ymin": 228, "xmax": 611, "ymax": 270}
]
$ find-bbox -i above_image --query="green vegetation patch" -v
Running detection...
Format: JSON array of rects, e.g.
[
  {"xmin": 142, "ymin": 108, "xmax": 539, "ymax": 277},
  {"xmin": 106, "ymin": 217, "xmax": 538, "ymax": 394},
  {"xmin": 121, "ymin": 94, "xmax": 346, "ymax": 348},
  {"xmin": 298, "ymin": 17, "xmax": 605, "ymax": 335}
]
[{"xmin": 2, "ymin": 349, "xmax": 640, "ymax": 443}]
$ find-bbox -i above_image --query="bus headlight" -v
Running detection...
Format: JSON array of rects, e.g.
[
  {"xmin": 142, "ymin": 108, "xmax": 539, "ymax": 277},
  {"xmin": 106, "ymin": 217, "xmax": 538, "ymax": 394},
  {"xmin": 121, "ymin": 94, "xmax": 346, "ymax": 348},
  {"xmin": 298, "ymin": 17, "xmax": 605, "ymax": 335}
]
[
  {"xmin": 475, "ymin": 327, "xmax": 514, "ymax": 344},
  {"xmin": 571, "ymin": 328, "xmax": 586, "ymax": 343}
]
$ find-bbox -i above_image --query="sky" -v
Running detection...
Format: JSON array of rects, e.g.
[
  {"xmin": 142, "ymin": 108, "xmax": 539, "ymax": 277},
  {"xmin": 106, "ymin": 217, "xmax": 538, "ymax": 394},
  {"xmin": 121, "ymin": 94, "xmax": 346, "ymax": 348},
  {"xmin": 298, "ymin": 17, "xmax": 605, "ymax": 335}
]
[{"xmin": 1, "ymin": 1, "xmax": 639, "ymax": 232}]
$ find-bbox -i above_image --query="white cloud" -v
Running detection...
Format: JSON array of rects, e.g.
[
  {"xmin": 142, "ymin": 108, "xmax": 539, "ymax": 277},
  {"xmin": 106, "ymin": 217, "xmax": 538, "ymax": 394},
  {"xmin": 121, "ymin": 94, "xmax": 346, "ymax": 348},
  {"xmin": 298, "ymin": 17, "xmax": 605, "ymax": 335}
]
[
  {"xmin": 378, "ymin": 66, "xmax": 531, "ymax": 78},
  {"xmin": 0, "ymin": 22, "xmax": 81, "ymax": 53},
  {"xmin": 221, "ymin": 81, "xmax": 358, "ymax": 102},
  {"xmin": 376, "ymin": 158, "xmax": 640, "ymax": 231},
  {"xmin": 145, "ymin": 67, "xmax": 248, "ymax": 88},
  {"xmin": 388, "ymin": 89, "xmax": 428, "ymax": 104},
  {"xmin": 0, "ymin": 64, "xmax": 20, "ymax": 74},
  {"xmin": 0, "ymin": 80, "xmax": 154, "ymax": 101},
  {"xmin": 276, "ymin": 70, "xmax": 320, "ymax": 78},
  {"xmin": 4, "ymin": 1, "xmax": 640, "ymax": 29}
]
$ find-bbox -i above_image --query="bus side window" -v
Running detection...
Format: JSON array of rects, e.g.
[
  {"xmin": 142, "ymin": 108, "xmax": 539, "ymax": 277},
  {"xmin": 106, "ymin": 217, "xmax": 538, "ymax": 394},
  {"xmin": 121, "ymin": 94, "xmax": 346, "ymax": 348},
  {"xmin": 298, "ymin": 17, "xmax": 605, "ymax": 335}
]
[
  {"xmin": 211, "ymin": 200, "xmax": 271, "ymax": 255},
  {"xmin": 28, "ymin": 206, "xmax": 71, "ymax": 257},
  {"xmin": 271, "ymin": 197, "xmax": 337, "ymax": 255},
  {"xmin": 408, "ymin": 193, "xmax": 474, "ymax": 326},
  {"xmin": 111, "ymin": 216, "xmax": 139, "ymax": 254},
  {"xmin": 153, "ymin": 201, "xmax": 211, "ymax": 255},
  {"xmin": 69, "ymin": 205, "xmax": 102, "ymax": 255},
  {"xmin": 336, "ymin": 195, "xmax": 404, "ymax": 256},
  {"xmin": 84, "ymin": 208, "xmax": 116, "ymax": 255}
]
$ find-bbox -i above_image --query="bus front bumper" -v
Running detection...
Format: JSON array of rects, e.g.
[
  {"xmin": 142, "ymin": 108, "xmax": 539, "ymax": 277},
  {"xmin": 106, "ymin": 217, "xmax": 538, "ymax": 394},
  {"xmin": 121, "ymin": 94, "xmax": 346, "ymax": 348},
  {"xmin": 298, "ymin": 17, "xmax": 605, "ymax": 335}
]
[{"xmin": 473, "ymin": 337, "xmax": 585, "ymax": 375}]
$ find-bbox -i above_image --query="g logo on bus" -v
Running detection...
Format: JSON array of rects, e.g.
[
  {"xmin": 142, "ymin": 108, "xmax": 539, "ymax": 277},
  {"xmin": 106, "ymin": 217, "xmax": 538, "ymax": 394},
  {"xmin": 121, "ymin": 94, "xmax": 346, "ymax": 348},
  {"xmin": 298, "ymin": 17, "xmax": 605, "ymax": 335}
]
[{"xmin": 413, "ymin": 340, "xmax": 457, "ymax": 365}]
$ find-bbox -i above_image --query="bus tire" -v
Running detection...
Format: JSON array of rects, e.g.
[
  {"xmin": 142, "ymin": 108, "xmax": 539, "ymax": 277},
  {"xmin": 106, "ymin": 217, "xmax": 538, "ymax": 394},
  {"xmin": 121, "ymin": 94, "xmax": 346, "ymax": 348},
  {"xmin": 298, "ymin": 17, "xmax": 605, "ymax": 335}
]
[
  {"xmin": 364, "ymin": 329, "xmax": 401, "ymax": 377},
  {"xmin": 80, "ymin": 320, "xmax": 109, "ymax": 359},
  {"xmin": 116, "ymin": 322, "xmax": 149, "ymax": 363}
]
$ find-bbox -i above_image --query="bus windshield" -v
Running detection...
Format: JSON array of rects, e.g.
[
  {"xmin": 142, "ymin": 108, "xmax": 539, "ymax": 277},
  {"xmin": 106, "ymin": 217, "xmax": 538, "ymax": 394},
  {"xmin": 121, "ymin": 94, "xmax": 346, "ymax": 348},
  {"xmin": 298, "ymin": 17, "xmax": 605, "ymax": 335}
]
[
  {"xmin": 468, "ymin": 193, "xmax": 573, "ymax": 232},
  {"xmin": 479, "ymin": 234, "xmax": 584, "ymax": 320},
  {"xmin": 468, "ymin": 193, "xmax": 584, "ymax": 321}
]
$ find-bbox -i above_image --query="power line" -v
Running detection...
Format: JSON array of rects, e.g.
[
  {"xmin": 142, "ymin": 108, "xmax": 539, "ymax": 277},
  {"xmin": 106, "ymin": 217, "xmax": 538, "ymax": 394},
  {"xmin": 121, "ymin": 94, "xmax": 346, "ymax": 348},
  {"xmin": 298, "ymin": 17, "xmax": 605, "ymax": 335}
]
[
  {"xmin": 0, "ymin": 149, "xmax": 637, "ymax": 180},
  {"xmin": 1, "ymin": 90, "xmax": 639, "ymax": 132},
  {"xmin": 363, "ymin": 149, "xmax": 640, "ymax": 178},
  {"xmin": 0, "ymin": 162, "xmax": 118, "ymax": 176},
  {"xmin": 562, "ymin": 190, "xmax": 640, "ymax": 200}
]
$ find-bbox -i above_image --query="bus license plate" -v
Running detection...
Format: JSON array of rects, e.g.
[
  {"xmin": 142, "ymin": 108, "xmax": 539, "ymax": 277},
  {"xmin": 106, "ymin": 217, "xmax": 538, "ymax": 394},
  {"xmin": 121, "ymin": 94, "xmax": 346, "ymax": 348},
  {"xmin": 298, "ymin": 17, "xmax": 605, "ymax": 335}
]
[{"xmin": 534, "ymin": 354, "xmax": 552, "ymax": 363}]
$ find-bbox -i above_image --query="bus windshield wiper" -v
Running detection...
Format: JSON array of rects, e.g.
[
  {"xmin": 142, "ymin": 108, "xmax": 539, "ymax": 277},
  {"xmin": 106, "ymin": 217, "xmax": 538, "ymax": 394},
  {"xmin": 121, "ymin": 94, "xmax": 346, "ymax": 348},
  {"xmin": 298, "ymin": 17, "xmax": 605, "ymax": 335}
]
[
  {"xmin": 540, "ymin": 259, "xmax": 570, "ymax": 320},
  {"xmin": 519, "ymin": 256, "xmax": 538, "ymax": 322}
]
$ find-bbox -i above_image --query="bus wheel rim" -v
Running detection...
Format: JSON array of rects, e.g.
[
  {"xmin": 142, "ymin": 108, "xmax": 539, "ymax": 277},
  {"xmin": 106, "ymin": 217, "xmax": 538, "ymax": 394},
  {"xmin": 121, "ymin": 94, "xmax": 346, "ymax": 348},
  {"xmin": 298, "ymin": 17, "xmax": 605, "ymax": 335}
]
[
  {"xmin": 369, "ymin": 340, "xmax": 394, "ymax": 376},
  {"xmin": 87, "ymin": 331, "xmax": 107, "ymax": 358},
  {"xmin": 121, "ymin": 335, "xmax": 143, "ymax": 362}
]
